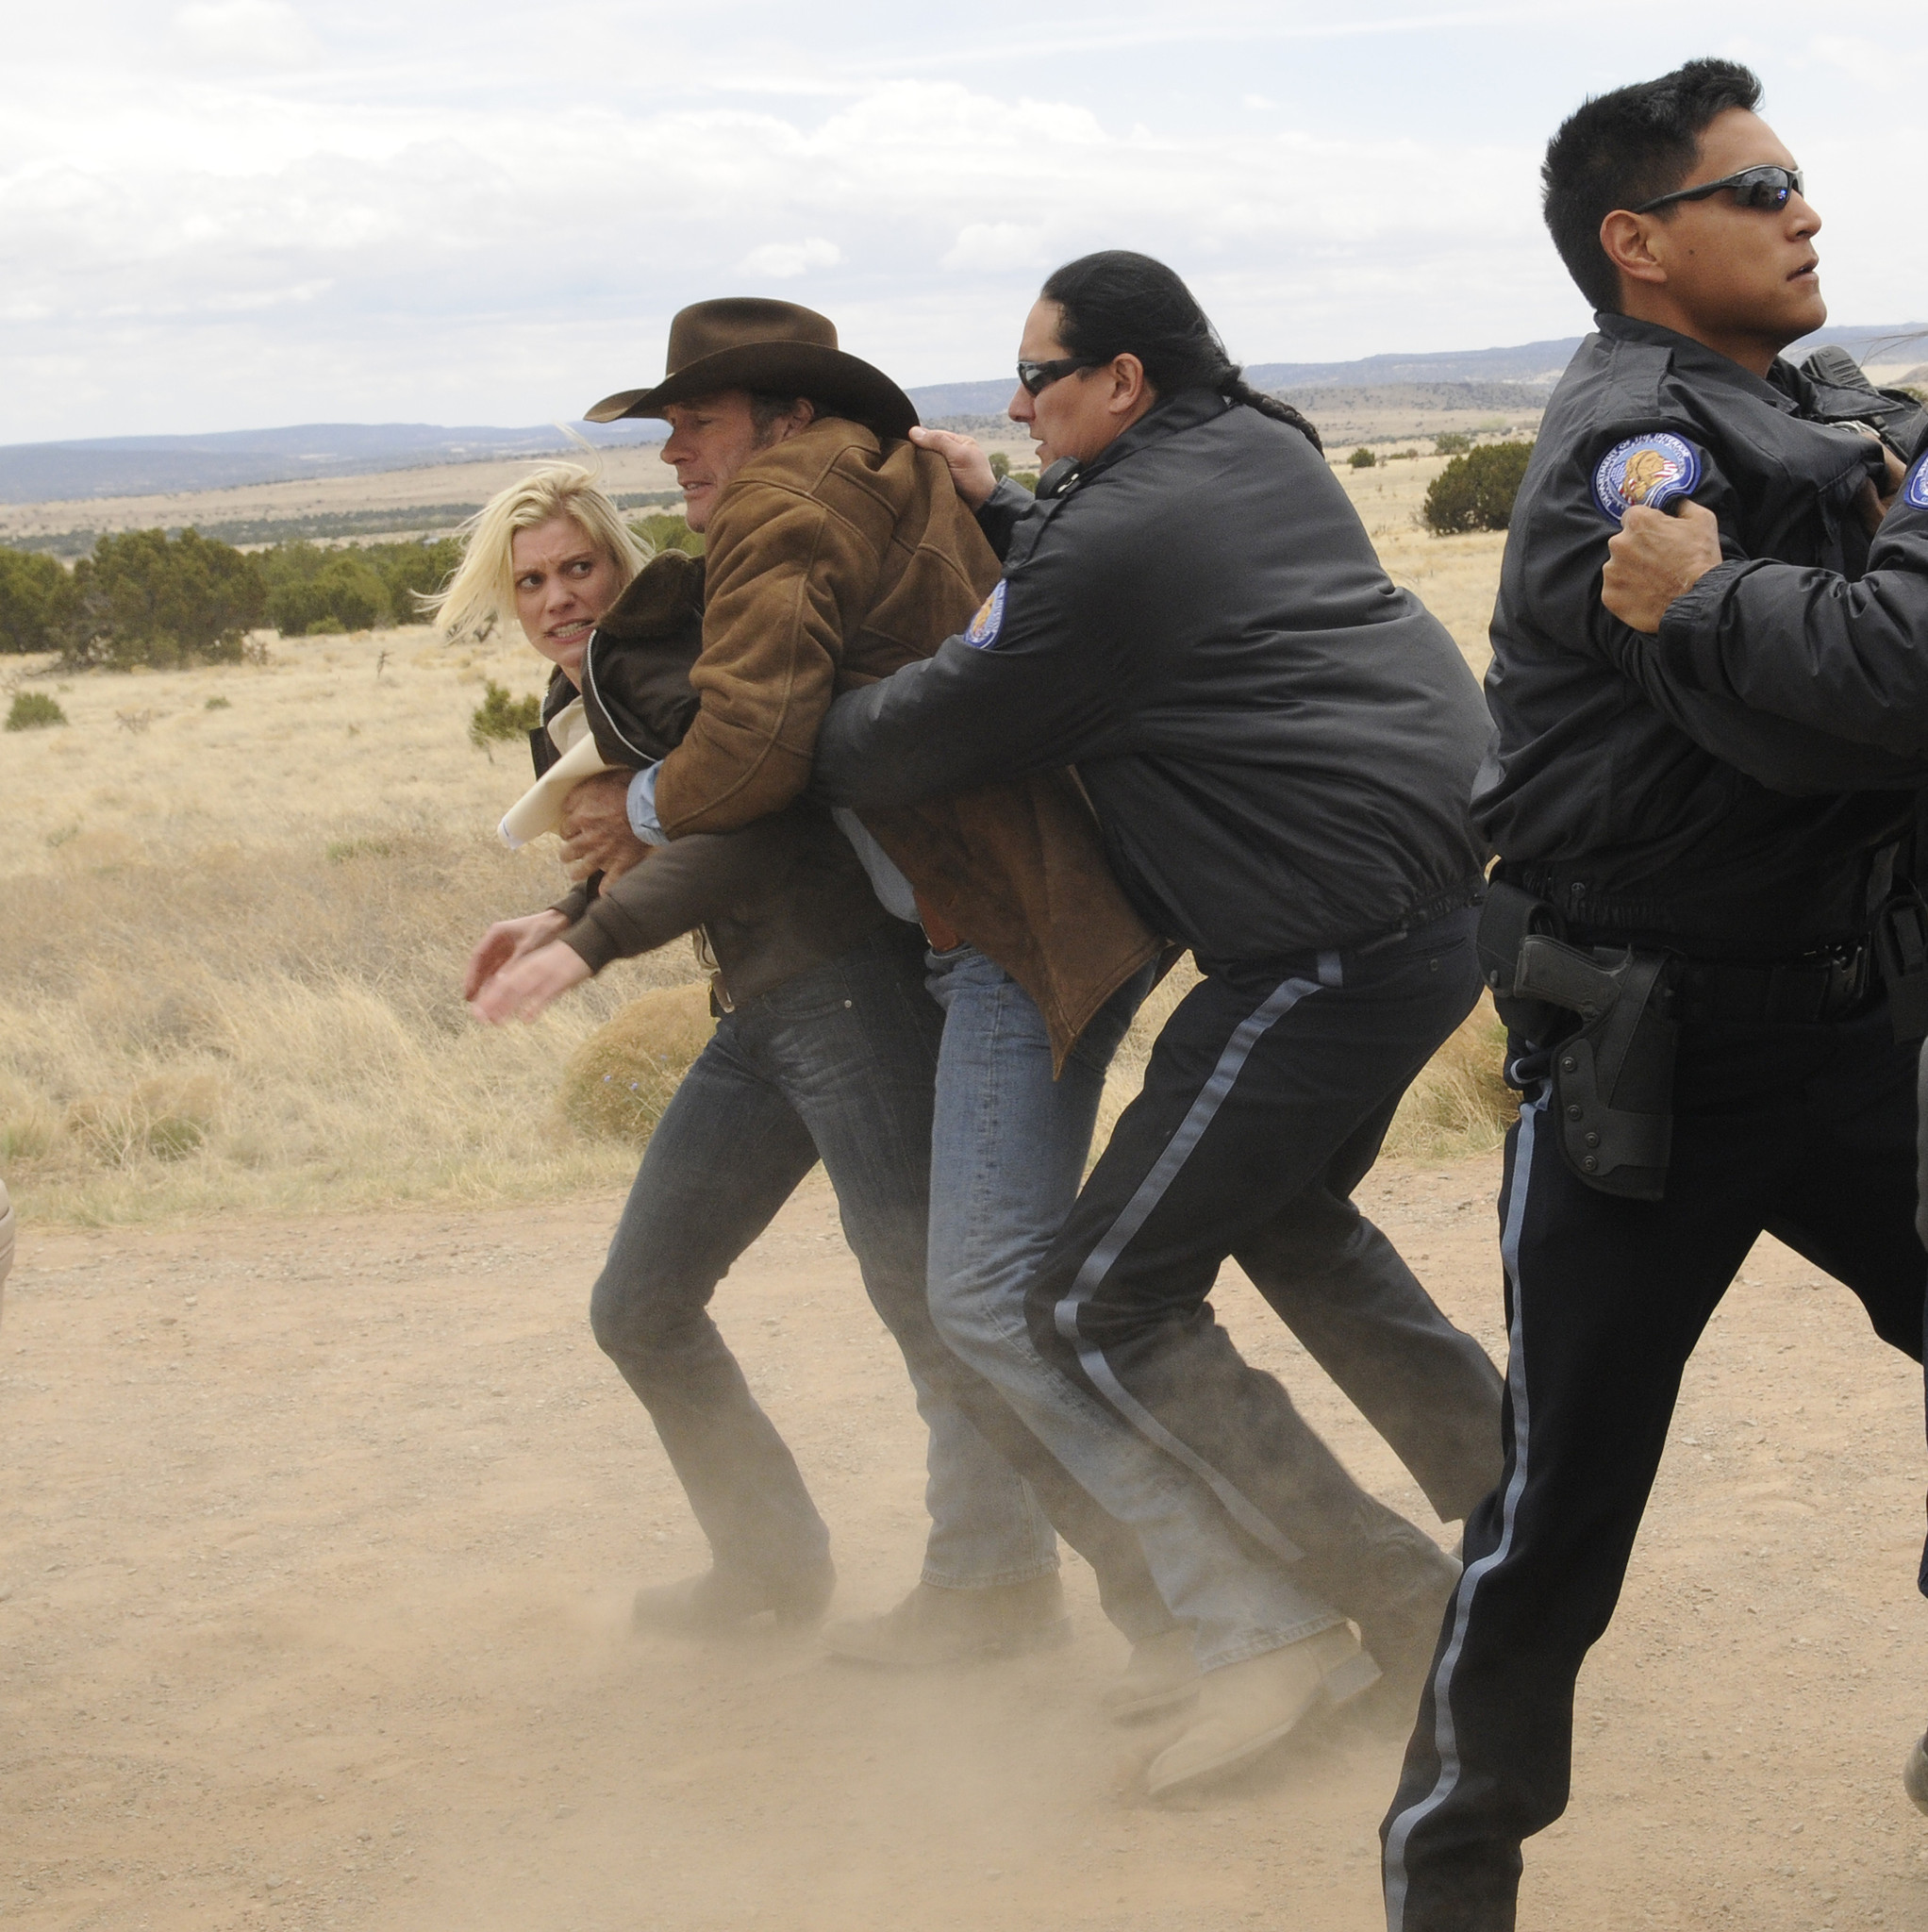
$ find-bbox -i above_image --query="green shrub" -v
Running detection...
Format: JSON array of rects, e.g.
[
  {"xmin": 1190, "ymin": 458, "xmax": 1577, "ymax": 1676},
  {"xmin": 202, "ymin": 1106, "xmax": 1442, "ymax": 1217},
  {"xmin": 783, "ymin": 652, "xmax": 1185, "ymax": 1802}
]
[
  {"xmin": 0, "ymin": 549, "xmax": 77, "ymax": 654},
  {"xmin": 6, "ymin": 690, "xmax": 67, "ymax": 731},
  {"xmin": 628, "ymin": 512, "xmax": 704, "ymax": 558},
  {"xmin": 1422, "ymin": 441, "xmax": 1536, "ymax": 535},
  {"xmin": 205, "ymin": 694, "xmax": 230, "ymax": 710},
  {"xmin": 304, "ymin": 555, "xmax": 388, "ymax": 633},
  {"xmin": 256, "ymin": 535, "xmax": 460, "ymax": 634},
  {"xmin": 373, "ymin": 537, "xmax": 461, "ymax": 624},
  {"xmin": 63, "ymin": 528, "xmax": 264, "ymax": 670},
  {"xmin": 1433, "ymin": 431, "xmax": 1473, "ymax": 457},
  {"xmin": 1010, "ymin": 471, "xmax": 1039, "ymax": 494},
  {"xmin": 469, "ymin": 680, "xmax": 541, "ymax": 747},
  {"xmin": 260, "ymin": 544, "xmax": 390, "ymax": 636},
  {"xmin": 1348, "ymin": 446, "xmax": 1376, "ymax": 470},
  {"xmin": 253, "ymin": 537, "xmax": 324, "ymax": 604},
  {"xmin": 989, "ymin": 451, "xmax": 1011, "ymax": 481}
]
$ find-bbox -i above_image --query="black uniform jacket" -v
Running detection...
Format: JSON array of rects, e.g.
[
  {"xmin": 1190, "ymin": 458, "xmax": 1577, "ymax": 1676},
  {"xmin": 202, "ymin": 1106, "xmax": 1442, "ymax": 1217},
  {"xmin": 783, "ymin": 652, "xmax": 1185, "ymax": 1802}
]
[
  {"xmin": 1647, "ymin": 453, "xmax": 1928, "ymax": 759},
  {"xmin": 1477, "ymin": 312, "xmax": 1928, "ymax": 958},
  {"xmin": 812, "ymin": 388, "xmax": 1490, "ymax": 966}
]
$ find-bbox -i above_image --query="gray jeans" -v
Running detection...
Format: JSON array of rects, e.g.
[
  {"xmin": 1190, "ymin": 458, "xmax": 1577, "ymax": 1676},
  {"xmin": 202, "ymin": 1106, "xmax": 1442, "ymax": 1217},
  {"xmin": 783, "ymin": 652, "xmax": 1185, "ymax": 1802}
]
[{"xmin": 589, "ymin": 924, "xmax": 1174, "ymax": 1633}]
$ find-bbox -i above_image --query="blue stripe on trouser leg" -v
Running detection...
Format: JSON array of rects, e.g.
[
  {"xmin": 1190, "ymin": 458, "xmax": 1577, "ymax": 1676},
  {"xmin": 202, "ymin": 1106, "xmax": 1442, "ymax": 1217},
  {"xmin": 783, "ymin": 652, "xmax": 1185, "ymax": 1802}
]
[
  {"xmin": 1381, "ymin": 1090, "xmax": 1544, "ymax": 1932},
  {"xmin": 1049, "ymin": 968, "xmax": 1331, "ymax": 1563}
]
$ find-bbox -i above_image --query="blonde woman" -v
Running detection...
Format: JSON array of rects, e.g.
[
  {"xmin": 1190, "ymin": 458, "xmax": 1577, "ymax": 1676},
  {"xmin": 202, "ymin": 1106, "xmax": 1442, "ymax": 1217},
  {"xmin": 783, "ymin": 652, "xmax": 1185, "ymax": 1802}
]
[
  {"xmin": 435, "ymin": 461, "xmax": 648, "ymax": 658},
  {"xmin": 451, "ymin": 461, "xmax": 1145, "ymax": 1648}
]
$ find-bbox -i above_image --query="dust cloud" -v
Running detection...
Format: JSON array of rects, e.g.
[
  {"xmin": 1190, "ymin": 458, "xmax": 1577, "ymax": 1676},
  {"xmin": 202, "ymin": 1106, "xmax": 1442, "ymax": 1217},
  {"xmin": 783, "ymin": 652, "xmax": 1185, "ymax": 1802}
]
[{"xmin": 5, "ymin": 1165, "xmax": 1927, "ymax": 1929}]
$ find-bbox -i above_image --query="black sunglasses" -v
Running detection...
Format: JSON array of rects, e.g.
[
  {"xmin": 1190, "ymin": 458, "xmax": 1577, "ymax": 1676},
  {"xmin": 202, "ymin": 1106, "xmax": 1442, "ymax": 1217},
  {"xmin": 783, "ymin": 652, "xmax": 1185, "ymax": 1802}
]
[
  {"xmin": 1016, "ymin": 356, "xmax": 1103, "ymax": 396},
  {"xmin": 1631, "ymin": 163, "xmax": 1804, "ymax": 215}
]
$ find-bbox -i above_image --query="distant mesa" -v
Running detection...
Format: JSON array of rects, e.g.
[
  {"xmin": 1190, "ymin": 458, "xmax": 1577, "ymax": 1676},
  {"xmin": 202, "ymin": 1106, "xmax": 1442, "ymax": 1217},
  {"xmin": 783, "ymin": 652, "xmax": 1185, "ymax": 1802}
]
[
  {"xmin": 0, "ymin": 421, "xmax": 664, "ymax": 508},
  {"xmin": 908, "ymin": 336, "xmax": 1589, "ymax": 419},
  {"xmin": 908, "ymin": 323, "xmax": 1923, "ymax": 426},
  {"xmin": 2, "ymin": 324, "xmax": 1916, "ymax": 507}
]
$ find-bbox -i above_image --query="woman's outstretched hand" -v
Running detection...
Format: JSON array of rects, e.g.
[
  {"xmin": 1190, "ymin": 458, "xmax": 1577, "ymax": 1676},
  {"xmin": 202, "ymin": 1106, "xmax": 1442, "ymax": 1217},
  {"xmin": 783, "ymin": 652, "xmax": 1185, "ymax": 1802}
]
[
  {"xmin": 462, "ymin": 908, "xmax": 569, "ymax": 1002},
  {"xmin": 908, "ymin": 426, "xmax": 999, "ymax": 509},
  {"xmin": 468, "ymin": 939, "xmax": 592, "ymax": 1024}
]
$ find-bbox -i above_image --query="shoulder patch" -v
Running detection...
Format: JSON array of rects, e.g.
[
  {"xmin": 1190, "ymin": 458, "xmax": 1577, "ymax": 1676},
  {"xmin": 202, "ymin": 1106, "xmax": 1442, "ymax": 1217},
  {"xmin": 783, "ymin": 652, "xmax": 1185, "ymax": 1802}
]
[
  {"xmin": 1590, "ymin": 432, "xmax": 1704, "ymax": 524},
  {"xmin": 1905, "ymin": 454, "xmax": 1928, "ymax": 512},
  {"xmin": 963, "ymin": 580, "xmax": 1007, "ymax": 649}
]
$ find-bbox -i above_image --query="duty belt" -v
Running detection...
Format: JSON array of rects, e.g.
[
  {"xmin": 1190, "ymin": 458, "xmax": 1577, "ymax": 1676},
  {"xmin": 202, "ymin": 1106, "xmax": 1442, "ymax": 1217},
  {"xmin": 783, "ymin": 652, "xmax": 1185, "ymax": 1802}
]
[
  {"xmin": 1667, "ymin": 947, "xmax": 1873, "ymax": 1027},
  {"xmin": 1481, "ymin": 878, "xmax": 1926, "ymax": 1206}
]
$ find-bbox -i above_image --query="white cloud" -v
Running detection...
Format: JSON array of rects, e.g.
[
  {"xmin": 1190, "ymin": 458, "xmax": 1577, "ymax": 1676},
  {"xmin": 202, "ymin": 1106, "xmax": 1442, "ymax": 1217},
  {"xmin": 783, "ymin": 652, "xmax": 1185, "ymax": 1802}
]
[
  {"xmin": 172, "ymin": 0, "xmax": 316, "ymax": 65},
  {"xmin": 941, "ymin": 223, "xmax": 1048, "ymax": 273},
  {"xmin": 737, "ymin": 237, "xmax": 845, "ymax": 278},
  {"xmin": 2, "ymin": 1, "xmax": 1926, "ymax": 440},
  {"xmin": 1805, "ymin": 32, "xmax": 1928, "ymax": 91}
]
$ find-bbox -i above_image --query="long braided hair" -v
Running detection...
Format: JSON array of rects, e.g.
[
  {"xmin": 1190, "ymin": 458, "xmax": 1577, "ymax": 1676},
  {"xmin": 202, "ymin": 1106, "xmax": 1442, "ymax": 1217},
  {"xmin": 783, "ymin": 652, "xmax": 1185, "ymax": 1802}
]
[{"xmin": 1039, "ymin": 251, "xmax": 1322, "ymax": 453}]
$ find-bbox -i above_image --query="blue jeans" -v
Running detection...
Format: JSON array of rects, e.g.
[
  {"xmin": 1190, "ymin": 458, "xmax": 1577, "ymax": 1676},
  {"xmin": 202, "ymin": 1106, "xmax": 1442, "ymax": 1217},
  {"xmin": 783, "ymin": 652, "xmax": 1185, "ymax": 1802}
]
[
  {"xmin": 590, "ymin": 924, "xmax": 1053, "ymax": 1590},
  {"xmin": 925, "ymin": 945, "xmax": 1343, "ymax": 1672}
]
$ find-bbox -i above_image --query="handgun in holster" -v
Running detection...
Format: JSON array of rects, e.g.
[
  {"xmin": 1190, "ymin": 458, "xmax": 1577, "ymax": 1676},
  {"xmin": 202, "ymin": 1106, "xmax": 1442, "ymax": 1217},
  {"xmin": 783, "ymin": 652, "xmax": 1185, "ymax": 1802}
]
[{"xmin": 1477, "ymin": 881, "xmax": 1677, "ymax": 1202}]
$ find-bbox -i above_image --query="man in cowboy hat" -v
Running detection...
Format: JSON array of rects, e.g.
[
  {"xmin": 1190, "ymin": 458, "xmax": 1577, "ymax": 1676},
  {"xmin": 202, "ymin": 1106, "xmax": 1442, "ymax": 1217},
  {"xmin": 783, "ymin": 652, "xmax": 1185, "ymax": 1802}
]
[
  {"xmin": 557, "ymin": 298, "xmax": 1197, "ymax": 1673},
  {"xmin": 560, "ymin": 298, "xmax": 1490, "ymax": 1762}
]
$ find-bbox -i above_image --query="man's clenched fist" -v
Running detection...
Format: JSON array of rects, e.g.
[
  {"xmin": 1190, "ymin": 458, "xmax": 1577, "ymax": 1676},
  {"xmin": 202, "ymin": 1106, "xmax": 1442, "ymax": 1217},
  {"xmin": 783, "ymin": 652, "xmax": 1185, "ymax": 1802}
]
[
  {"xmin": 1601, "ymin": 500, "xmax": 1724, "ymax": 635},
  {"xmin": 559, "ymin": 770, "xmax": 652, "ymax": 882}
]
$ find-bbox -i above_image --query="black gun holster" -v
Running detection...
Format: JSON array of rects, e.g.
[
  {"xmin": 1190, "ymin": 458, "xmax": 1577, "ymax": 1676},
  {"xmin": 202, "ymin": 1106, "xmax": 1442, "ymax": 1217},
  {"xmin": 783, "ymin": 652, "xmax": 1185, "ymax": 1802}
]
[{"xmin": 1477, "ymin": 881, "xmax": 1678, "ymax": 1201}]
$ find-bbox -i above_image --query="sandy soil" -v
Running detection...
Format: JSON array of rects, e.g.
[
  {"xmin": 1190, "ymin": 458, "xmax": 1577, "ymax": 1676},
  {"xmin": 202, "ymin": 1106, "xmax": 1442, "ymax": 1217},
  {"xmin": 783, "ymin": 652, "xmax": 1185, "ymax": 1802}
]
[{"xmin": 5, "ymin": 1158, "xmax": 1927, "ymax": 1931}]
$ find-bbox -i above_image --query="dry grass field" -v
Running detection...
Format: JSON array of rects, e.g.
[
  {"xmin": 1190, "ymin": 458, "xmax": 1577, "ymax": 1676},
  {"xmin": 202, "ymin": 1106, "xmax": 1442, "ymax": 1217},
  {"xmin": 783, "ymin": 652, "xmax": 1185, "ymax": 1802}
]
[
  {"xmin": 0, "ymin": 623, "xmax": 701, "ymax": 1224},
  {"xmin": 0, "ymin": 452, "xmax": 1505, "ymax": 1229}
]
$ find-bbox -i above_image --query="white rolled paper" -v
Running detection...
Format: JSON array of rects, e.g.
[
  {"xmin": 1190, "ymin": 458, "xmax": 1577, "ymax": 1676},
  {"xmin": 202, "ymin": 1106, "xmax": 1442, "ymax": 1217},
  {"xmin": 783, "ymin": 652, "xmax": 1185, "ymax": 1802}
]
[{"xmin": 498, "ymin": 724, "xmax": 623, "ymax": 848}]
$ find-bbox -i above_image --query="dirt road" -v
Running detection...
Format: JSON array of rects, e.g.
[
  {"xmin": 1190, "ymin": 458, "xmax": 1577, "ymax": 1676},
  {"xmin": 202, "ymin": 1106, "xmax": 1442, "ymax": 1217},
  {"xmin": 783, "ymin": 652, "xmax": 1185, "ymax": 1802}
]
[{"xmin": 5, "ymin": 1158, "xmax": 1927, "ymax": 1930}]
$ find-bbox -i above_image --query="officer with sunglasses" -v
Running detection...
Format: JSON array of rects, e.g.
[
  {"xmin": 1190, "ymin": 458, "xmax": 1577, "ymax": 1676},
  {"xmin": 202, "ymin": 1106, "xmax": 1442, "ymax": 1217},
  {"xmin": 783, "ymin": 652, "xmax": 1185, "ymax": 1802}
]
[{"xmin": 1378, "ymin": 58, "xmax": 1928, "ymax": 1932}]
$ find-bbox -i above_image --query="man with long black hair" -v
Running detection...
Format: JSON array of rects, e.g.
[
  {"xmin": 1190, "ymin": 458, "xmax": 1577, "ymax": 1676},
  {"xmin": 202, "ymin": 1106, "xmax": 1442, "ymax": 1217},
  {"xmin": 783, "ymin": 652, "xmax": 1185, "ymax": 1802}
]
[
  {"xmin": 815, "ymin": 249, "xmax": 1505, "ymax": 1791},
  {"xmin": 1374, "ymin": 61, "xmax": 1928, "ymax": 1929}
]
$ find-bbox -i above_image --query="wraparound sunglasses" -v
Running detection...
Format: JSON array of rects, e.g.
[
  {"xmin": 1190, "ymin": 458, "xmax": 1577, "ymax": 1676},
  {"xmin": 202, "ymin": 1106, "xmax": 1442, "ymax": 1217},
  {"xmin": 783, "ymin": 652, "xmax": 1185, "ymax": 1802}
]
[
  {"xmin": 1632, "ymin": 163, "xmax": 1804, "ymax": 215},
  {"xmin": 1016, "ymin": 356, "xmax": 1104, "ymax": 395}
]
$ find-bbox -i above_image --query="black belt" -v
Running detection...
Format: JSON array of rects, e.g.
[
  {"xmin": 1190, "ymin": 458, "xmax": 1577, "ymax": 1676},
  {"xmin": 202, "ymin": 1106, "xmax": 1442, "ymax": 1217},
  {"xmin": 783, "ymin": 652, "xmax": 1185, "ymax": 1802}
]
[{"xmin": 1668, "ymin": 946, "xmax": 1873, "ymax": 1026}]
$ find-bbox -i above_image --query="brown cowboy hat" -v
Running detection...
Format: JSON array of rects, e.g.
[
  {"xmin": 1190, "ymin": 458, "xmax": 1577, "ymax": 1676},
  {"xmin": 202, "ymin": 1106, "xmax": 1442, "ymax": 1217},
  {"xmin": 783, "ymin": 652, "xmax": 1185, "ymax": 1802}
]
[{"xmin": 582, "ymin": 298, "xmax": 919, "ymax": 441}]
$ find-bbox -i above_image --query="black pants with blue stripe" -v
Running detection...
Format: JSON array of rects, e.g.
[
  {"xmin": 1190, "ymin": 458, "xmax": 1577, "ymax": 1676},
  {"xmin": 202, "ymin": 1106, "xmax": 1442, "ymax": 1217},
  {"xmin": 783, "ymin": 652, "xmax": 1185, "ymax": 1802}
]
[
  {"xmin": 1022, "ymin": 906, "xmax": 1504, "ymax": 1679},
  {"xmin": 1381, "ymin": 1001, "xmax": 1927, "ymax": 1932}
]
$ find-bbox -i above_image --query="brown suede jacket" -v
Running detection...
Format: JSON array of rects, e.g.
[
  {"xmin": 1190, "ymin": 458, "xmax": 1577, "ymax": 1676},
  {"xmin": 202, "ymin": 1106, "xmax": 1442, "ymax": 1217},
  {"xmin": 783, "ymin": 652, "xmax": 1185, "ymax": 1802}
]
[
  {"xmin": 649, "ymin": 416, "xmax": 1157, "ymax": 1064},
  {"xmin": 540, "ymin": 553, "xmax": 892, "ymax": 1009}
]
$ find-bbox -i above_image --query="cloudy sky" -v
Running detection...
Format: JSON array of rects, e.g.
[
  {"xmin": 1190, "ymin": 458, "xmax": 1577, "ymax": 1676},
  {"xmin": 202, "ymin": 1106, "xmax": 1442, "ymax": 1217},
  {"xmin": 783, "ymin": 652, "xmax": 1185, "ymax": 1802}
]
[{"xmin": 4, "ymin": 0, "xmax": 1925, "ymax": 443}]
